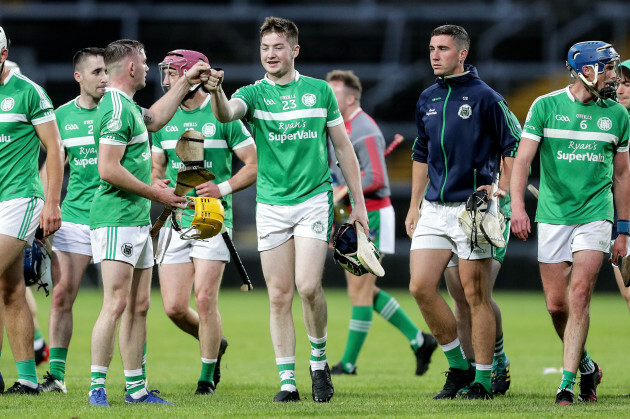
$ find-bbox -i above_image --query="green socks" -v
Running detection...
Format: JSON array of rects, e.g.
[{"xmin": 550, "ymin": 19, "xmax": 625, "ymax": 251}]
[
  {"xmin": 441, "ymin": 338, "xmax": 469, "ymax": 370},
  {"xmin": 560, "ymin": 370, "xmax": 577, "ymax": 392},
  {"xmin": 125, "ymin": 368, "xmax": 148, "ymax": 399},
  {"xmin": 373, "ymin": 290, "xmax": 423, "ymax": 350},
  {"xmin": 339, "ymin": 306, "xmax": 372, "ymax": 371},
  {"xmin": 474, "ymin": 364, "xmax": 492, "ymax": 392},
  {"xmin": 16, "ymin": 359, "xmax": 38, "ymax": 387},
  {"xmin": 49, "ymin": 347, "xmax": 68, "ymax": 381},
  {"xmin": 90, "ymin": 365, "xmax": 107, "ymax": 392},
  {"xmin": 199, "ymin": 357, "xmax": 217, "ymax": 384},
  {"xmin": 579, "ymin": 350, "xmax": 595, "ymax": 374}
]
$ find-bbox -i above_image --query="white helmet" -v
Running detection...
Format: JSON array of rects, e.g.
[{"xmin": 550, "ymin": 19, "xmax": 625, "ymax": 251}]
[{"xmin": 0, "ymin": 26, "xmax": 7, "ymax": 51}]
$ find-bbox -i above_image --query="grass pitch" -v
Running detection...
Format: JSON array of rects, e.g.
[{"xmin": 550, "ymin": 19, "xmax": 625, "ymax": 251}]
[{"xmin": 1, "ymin": 287, "xmax": 630, "ymax": 417}]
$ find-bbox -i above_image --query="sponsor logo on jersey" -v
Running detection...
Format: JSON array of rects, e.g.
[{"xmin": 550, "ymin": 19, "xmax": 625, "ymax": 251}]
[
  {"xmin": 458, "ymin": 104, "xmax": 472, "ymax": 119},
  {"xmin": 278, "ymin": 120, "xmax": 306, "ymax": 133},
  {"xmin": 555, "ymin": 114, "xmax": 570, "ymax": 122},
  {"xmin": 426, "ymin": 108, "xmax": 437, "ymax": 116},
  {"xmin": 121, "ymin": 243, "xmax": 133, "ymax": 257},
  {"xmin": 107, "ymin": 118, "xmax": 122, "ymax": 132},
  {"xmin": 0, "ymin": 134, "xmax": 11, "ymax": 143},
  {"xmin": 183, "ymin": 122, "xmax": 198, "ymax": 128},
  {"xmin": 463, "ymin": 96, "xmax": 469, "ymax": 100},
  {"xmin": 1, "ymin": 97, "xmax": 14, "ymax": 111},
  {"xmin": 264, "ymin": 98, "xmax": 276, "ymax": 106},
  {"xmin": 301, "ymin": 93, "xmax": 316, "ymax": 107},
  {"xmin": 65, "ymin": 123, "xmax": 79, "ymax": 131},
  {"xmin": 597, "ymin": 117, "xmax": 612, "ymax": 131},
  {"xmin": 279, "ymin": 94, "xmax": 295, "ymax": 100},
  {"xmin": 311, "ymin": 221, "xmax": 325, "ymax": 234},
  {"xmin": 73, "ymin": 157, "xmax": 98, "ymax": 167},
  {"xmin": 165, "ymin": 125, "xmax": 179, "ymax": 132},
  {"xmin": 202, "ymin": 123, "xmax": 216, "ymax": 137},
  {"xmin": 268, "ymin": 130, "xmax": 317, "ymax": 143},
  {"xmin": 171, "ymin": 160, "xmax": 213, "ymax": 169},
  {"xmin": 556, "ymin": 150, "xmax": 605, "ymax": 163},
  {"xmin": 431, "ymin": 97, "xmax": 441, "ymax": 102},
  {"xmin": 41, "ymin": 99, "xmax": 52, "ymax": 110},
  {"xmin": 84, "ymin": 120, "xmax": 94, "ymax": 125},
  {"xmin": 576, "ymin": 114, "xmax": 592, "ymax": 120}
]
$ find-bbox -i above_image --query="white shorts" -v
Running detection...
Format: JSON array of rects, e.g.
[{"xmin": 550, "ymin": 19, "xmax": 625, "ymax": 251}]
[
  {"xmin": 158, "ymin": 227, "xmax": 230, "ymax": 264},
  {"xmin": 256, "ymin": 191, "xmax": 333, "ymax": 252},
  {"xmin": 411, "ymin": 200, "xmax": 492, "ymax": 260},
  {"xmin": 52, "ymin": 221, "xmax": 93, "ymax": 256},
  {"xmin": 538, "ymin": 220, "xmax": 612, "ymax": 263},
  {"xmin": 447, "ymin": 220, "xmax": 512, "ymax": 267},
  {"xmin": 369, "ymin": 205, "xmax": 395, "ymax": 255},
  {"xmin": 0, "ymin": 197, "xmax": 44, "ymax": 245},
  {"xmin": 90, "ymin": 225, "xmax": 154, "ymax": 269}
]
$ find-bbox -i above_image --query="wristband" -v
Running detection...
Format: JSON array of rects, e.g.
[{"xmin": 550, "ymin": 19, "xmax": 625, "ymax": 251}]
[
  {"xmin": 619, "ymin": 220, "xmax": 630, "ymax": 235},
  {"xmin": 218, "ymin": 181, "xmax": 232, "ymax": 197}
]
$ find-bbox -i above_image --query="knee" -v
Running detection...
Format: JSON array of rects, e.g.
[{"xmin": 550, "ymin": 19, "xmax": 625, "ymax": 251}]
[
  {"xmin": 195, "ymin": 289, "xmax": 218, "ymax": 318},
  {"xmin": 546, "ymin": 299, "xmax": 568, "ymax": 318},
  {"xmin": 296, "ymin": 281, "xmax": 322, "ymax": 304},
  {"xmin": 268, "ymin": 287, "xmax": 294, "ymax": 312},
  {"xmin": 409, "ymin": 278, "xmax": 432, "ymax": 305},
  {"xmin": 106, "ymin": 295, "xmax": 128, "ymax": 319},
  {"xmin": 163, "ymin": 299, "xmax": 187, "ymax": 321},
  {"xmin": 51, "ymin": 282, "xmax": 75, "ymax": 311}
]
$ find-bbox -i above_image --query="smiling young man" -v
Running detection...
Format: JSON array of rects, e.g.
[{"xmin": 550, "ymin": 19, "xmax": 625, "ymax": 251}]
[
  {"xmin": 511, "ymin": 42, "xmax": 630, "ymax": 405},
  {"xmin": 205, "ymin": 17, "xmax": 369, "ymax": 403},
  {"xmin": 405, "ymin": 24, "xmax": 519, "ymax": 400}
]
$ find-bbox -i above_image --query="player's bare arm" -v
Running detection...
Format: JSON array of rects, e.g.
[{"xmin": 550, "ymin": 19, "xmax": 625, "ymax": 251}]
[
  {"xmin": 206, "ymin": 69, "xmax": 246, "ymax": 123},
  {"xmin": 405, "ymin": 161, "xmax": 429, "ymax": 239},
  {"xmin": 195, "ymin": 143, "xmax": 257, "ymax": 198},
  {"xmin": 99, "ymin": 143, "xmax": 186, "ymax": 208},
  {"xmin": 611, "ymin": 150, "xmax": 630, "ymax": 261},
  {"xmin": 150, "ymin": 150, "xmax": 170, "ymax": 188},
  {"xmin": 510, "ymin": 138, "xmax": 539, "ymax": 241},
  {"xmin": 35, "ymin": 120, "xmax": 64, "ymax": 237},
  {"xmin": 144, "ymin": 61, "xmax": 211, "ymax": 132},
  {"xmin": 329, "ymin": 123, "xmax": 369, "ymax": 234}
]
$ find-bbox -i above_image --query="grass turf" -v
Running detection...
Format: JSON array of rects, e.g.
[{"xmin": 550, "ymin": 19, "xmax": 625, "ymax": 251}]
[{"xmin": 1, "ymin": 287, "xmax": 629, "ymax": 417}]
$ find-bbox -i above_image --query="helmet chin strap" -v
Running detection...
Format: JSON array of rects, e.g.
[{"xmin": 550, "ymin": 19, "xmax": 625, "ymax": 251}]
[{"xmin": 569, "ymin": 65, "xmax": 605, "ymax": 99}]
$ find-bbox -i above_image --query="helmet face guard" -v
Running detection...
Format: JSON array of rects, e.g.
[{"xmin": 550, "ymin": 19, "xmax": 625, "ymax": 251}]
[
  {"xmin": 566, "ymin": 41, "xmax": 620, "ymax": 99},
  {"xmin": 158, "ymin": 49, "xmax": 209, "ymax": 93},
  {"xmin": 180, "ymin": 196, "xmax": 225, "ymax": 240},
  {"xmin": 333, "ymin": 223, "xmax": 370, "ymax": 277},
  {"xmin": 23, "ymin": 240, "xmax": 51, "ymax": 296}
]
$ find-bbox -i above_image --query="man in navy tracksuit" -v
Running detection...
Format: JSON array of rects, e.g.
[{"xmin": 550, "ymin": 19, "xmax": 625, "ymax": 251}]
[{"xmin": 404, "ymin": 25, "xmax": 519, "ymax": 400}]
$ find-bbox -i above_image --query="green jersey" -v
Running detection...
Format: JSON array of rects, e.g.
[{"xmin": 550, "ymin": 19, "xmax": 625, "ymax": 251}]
[
  {"xmin": 152, "ymin": 95, "xmax": 254, "ymax": 229},
  {"xmin": 56, "ymin": 97, "xmax": 99, "ymax": 225},
  {"xmin": 0, "ymin": 70, "xmax": 55, "ymax": 202},
  {"xmin": 232, "ymin": 71, "xmax": 342, "ymax": 205},
  {"xmin": 522, "ymin": 86, "xmax": 630, "ymax": 224},
  {"xmin": 90, "ymin": 88, "xmax": 151, "ymax": 228}
]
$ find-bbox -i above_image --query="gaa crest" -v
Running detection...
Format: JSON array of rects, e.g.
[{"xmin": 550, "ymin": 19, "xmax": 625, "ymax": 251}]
[
  {"xmin": 597, "ymin": 117, "xmax": 612, "ymax": 131},
  {"xmin": 1, "ymin": 97, "xmax": 14, "ymax": 111},
  {"xmin": 302, "ymin": 93, "xmax": 316, "ymax": 107},
  {"xmin": 107, "ymin": 118, "xmax": 122, "ymax": 132},
  {"xmin": 121, "ymin": 243, "xmax": 133, "ymax": 257},
  {"xmin": 202, "ymin": 123, "xmax": 216, "ymax": 137},
  {"xmin": 458, "ymin": 104, "xmax": 472, "ymax": 119}
]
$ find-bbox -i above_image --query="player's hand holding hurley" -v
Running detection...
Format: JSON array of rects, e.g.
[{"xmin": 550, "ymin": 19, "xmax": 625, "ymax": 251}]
[{"xmin": 152, "ymin": 186, "xmax": 187, "ymax": 209}]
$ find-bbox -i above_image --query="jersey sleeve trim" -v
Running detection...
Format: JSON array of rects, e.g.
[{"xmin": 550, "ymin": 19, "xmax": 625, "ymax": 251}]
[
  {"xmin": 151, "ymin": 145, "xmax": 165, "ymax": 153},
  {"xmin": 327, "ymin": 116, "xmax": 344, "ymax": 127},
  {"xmin": 32, "ymin": 113, "xmax": 57, "ymax": 125},
  {"xmin": 617, "ymin": 146, "xmax": 630, "ymax": 153},
  {"xmin": 522, "ymin": 132, "xmax": 541, "ymax": 142},
  {"xmin": 233, "ymin": 98, "xmax": 248, "ymax": 115},
  {"xmin": 232, "ymin": 138, "xmax": 255, "ymax": 150},
  {"xmin": 100, "ymin": 137, "xmax": 127, "ymax": 146}
]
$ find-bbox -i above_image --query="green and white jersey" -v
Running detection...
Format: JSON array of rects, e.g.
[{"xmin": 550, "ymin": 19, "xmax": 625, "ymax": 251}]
[
  {"xmin": 56, "ymin": 97, "xmax": 99, "ymax": 225},
  {"xmin": 0, "ymin": 70, "xmax": 55, "ymax": 202},
  {"xmin": 232, "ymin": 71, "xmax": 342, "ymax": 205},
  {"xmin": 90, "ymin": 88, "xmax": 151, "ymax": 228},
  {"xmin": 152, "ymin": 95, "xmax": 254, "ymax": 229},
  {"xmin": 522, "ymin": 86, "xmax": 630, "ymax": 224}
]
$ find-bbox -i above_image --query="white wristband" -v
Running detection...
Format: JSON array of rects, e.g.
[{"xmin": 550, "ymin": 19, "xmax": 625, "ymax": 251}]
[{"xmin": 217, "ymin": 181, "xmax": 232, "ymax": 197}]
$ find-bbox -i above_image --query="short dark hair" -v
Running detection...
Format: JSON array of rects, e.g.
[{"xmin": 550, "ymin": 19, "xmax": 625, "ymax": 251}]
[
  {"xmin": 431, "ymin": 25, "xmax": 470, "ymax": 52},
  {"xmin": 326, "ymin": 69, "xmax": 362, "ymax": 101},
  {"xmin": 73, "ymin": 47, "xmax": 104, "ymax": 71},
  {"xmin": 103, "ymin": 39, "xmax": 144, "ymax": 68},
  {"xmin": 260, "ymin": 17, "xmax": 299, "ymax": 47}
]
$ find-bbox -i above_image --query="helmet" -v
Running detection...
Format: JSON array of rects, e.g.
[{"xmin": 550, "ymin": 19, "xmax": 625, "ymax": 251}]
[
  {"xmin": 5, "ymin": 60, "xmax": 21, "ymax": 74},
  {"xmin": 566, "ymin": 41, "xmax": 620, "ymax": 97},
  {"xmin": 180, "ymin": 197, "xmax": 225, "ymax": 240},
  {"xmin": 0, "ymin": 26, "xmax": 7, "ymax": 51},
  {"xmin": 333, "ymin": 223, "xmax": 380, "ymax": 277},
  {"xmin": 24, "ymin": 240, "xmax": 52, "ymax": 296},
  {"xmin": 158, "ymin": 49, "xmax": 208, "ymax": 91}
]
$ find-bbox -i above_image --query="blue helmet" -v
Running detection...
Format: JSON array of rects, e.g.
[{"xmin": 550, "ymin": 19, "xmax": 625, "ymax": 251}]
[
  {"xmin": 567, "ymin": 41, "xmax": 619, "ymax": 75},
  {"xmin": 24, "ymin": 240, "xmax": 51, "ymax": 296}
]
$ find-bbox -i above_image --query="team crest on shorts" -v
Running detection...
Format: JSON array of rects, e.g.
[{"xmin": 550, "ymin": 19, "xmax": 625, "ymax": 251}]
[
  {"xmin": 597, "ymin": 117, "xmax": 612, "ymax": 131},
  {"xmin": 202, "ymin": 123, "xmax": 216, "ymax": 137},
  {"xmin": 311, "ymin": 221, "xmax": 325, "ymax": 234},
  {"xmin": 302, "ymin": 94, "xmax": 316, "ymax": 107},
  {"xmin": 1, "ymin": 97, "xmax": 14, "ymax": 111},
  {"xmin": 107, "ymin": 118, "xmax": 122, "ymax": 132},
  {"xmin": 458, "ymin": 104, "xmax": 472, "ymax": 119},
  {"xmin": 121, "ymin": 243, "xmax": 133, "ymax": 257}
]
